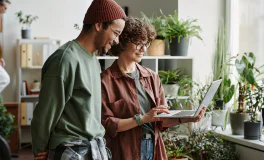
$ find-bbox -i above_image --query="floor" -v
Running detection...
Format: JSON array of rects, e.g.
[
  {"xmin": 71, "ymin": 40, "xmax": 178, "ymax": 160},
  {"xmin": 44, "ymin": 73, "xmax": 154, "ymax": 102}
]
[{"xmin": 12, "ymin": 146, "xmax": 34, "ymax": 160}]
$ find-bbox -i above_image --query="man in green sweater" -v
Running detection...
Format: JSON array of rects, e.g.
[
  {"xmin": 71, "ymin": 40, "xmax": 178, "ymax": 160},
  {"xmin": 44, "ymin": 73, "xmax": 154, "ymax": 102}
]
[{"xmin": 31, "ymin": 0, "xmax": 126, "ymax": 159}]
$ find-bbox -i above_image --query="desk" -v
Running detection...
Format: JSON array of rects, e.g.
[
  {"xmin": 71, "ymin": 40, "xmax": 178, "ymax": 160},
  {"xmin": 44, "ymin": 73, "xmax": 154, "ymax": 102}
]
[{"xmin": 213, "ymin": 127, "xmax": 264, "ymax": 160}]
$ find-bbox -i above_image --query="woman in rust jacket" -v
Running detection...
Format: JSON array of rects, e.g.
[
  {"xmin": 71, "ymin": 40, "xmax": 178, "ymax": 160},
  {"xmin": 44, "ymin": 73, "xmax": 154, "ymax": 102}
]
[{"xmin": 101, "ymin": 17, "xmax": 205, "ymax": 160}]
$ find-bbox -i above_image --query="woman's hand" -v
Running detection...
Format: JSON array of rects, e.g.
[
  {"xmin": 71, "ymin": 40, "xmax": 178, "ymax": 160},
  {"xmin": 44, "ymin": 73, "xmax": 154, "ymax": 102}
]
[
  {"xmin": 34, "ymin": 151, "xmax": 48, "ymax": 160},
  {"xmin": 141, "ymin": 105, "xmax": 170, "ymax": 123},
  {"xmin": 160, "ymin": 106, "xmax": 206, "ymax": 128}
]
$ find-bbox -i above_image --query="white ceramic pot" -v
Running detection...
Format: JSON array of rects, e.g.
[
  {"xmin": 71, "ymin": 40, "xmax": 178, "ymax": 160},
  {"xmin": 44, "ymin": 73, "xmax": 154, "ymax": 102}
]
[
  {"xmin": 162, "ymin": 84, "xmax": 179, "ymax": 98},
  {"xmin": 212, "ymin": 110, "xmax": 227, "ymax": 126}
]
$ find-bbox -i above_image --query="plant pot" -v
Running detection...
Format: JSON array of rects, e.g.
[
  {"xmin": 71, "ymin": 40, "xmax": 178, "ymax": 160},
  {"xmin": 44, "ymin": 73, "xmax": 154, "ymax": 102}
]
[
  {"xmin": 230, "ymin": 112, "xmax": 249, "ymax": 135},
  {"xmin": 148, "ymin": 38, "xmax": 165, "ymax": 56},
  {"xmin": 21, "ymin": 29, "xmax": 31, "ymax": 39},
  {"xmin": 212, "ymin": 110, "xmax": 227, "ymax": 126},
  {"xmin": 33, "ymin": 82, "xmax": 41, "ymax": 90},
  {"xmin": 244, "ymin": 121, "xmax": 262, "ymax": 140},
  {"xmin": 162, "ymin": 84, "xmax": 179, "ymax": 97},
  {"xmin": 169, "ymin": 37, "xmax": 189, "ymax": 56}
]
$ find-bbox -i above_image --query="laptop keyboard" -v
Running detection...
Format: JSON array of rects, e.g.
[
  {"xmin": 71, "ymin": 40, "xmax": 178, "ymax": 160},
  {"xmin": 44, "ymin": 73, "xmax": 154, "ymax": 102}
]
[{"xmin": 172, "ymin": 110, "xmax": 196, "ymax": 116}]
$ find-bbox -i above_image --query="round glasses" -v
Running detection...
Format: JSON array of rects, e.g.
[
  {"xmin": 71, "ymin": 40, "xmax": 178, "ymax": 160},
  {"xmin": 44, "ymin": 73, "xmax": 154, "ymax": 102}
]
[{"xmin": 132, "ymin": 42, "xmax": 151, "ymax": 50}]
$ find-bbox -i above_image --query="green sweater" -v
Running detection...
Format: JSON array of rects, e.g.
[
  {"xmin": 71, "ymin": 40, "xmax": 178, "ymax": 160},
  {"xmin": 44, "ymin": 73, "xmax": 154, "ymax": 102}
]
[{"xmin": 31, "ymin": 40, "xmax": 105, "ymax": 156}]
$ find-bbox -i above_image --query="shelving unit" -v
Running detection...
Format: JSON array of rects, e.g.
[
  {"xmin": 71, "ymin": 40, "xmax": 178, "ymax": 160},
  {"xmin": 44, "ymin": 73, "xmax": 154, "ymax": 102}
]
[{"xmin": 16, "ymin": 39, "xmax": 60, "ymax": 148}]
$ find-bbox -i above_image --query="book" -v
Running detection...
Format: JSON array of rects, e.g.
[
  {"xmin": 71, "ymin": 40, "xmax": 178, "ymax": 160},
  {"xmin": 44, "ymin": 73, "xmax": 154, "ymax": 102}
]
[
  {"xmin": 20, "ymin": 44, "xmax": 27, "ymax": 67},
  {"xmin": 20, "ymin": 102, "xmax": 27, "ymax": 125},
  {"xmin": 26, "ymin": 44, "xmax": 33, "ymax": 67}
]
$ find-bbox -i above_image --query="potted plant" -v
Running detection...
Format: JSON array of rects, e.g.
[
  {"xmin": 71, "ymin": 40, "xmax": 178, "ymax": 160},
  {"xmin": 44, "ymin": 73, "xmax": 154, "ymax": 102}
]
[
  {"xmin": 244, "ymin": 85, "xmax": 264, "ymax": 140},
  {"xmin": 32, "ymin": 80, "xmax": 41, "ymax": 90},
  {"xmin": 212, "ymin": 19, "xmax": 235, "ymax": 128},
  {"xmin": 163, "ymin": 10, "xmax": 202, "ymax": 56},
  {"xmin": 15, "ymin": 11, "xmax": 38, "ymax": 39},
  {"xmin": 158, "ymin": 68, "xmax": 185, "ymax": 98},
  {"xmin": 141, "ymin": 11, "xmax": 167, "ymax": 56},
  {"xmin": 230, "ymin": 52, "xmax": 264, "ymax": 135},
  {"xmin": 0, "ymin": 95, "xmax": 15, "ymax": 140}
]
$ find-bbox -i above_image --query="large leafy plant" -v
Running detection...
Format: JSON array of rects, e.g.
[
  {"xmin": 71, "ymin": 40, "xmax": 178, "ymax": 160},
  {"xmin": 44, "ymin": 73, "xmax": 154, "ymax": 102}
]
[
  {"xmin": 163, "ymin": 10, "xmax": 202, "ymax": 43},
  {"xmin": 15, "ymin": 11, "xmax": 38, "ymax": 29},
  {"xmin": 235, "ymin": 52, "xmax": 264, "ymax": 112},
  {"xmin": 0, "ymin": 95, "xmax": 15, "ymax": 139}
]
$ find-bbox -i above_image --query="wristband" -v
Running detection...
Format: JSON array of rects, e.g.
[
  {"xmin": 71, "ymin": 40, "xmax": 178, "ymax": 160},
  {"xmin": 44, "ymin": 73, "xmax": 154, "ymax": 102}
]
[{"xmin": 134, "ymin": 114, "xmax": 143, "ymax": 126}]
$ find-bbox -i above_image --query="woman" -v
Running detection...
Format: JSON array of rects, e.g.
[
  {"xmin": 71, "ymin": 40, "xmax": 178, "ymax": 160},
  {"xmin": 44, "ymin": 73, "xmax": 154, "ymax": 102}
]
[{"xmin": 101, "ymin": 17, "xmax": 205, "ymax": 160}]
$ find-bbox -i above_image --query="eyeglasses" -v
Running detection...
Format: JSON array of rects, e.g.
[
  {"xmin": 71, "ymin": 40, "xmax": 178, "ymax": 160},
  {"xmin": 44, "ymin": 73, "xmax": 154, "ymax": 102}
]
[
  {"xmin": 109, "ymin": 26, "xmax": 121, "ymax": 40},
  {"xmin": 132, "ymin": 42, "xmax": 151, "ymax": 50}
]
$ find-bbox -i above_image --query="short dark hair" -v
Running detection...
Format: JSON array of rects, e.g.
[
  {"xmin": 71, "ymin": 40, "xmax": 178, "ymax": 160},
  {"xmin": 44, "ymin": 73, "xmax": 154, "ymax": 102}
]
[
  {"xmin": 109, "ymin": 16, "xmax": 156, "ymax": 56},
  {"xmin": 83, "ymin": 21, "xmax": 113, "ymax": 32},
  {"xmin": 0, "ymin": 0, "xmax": 11, "ymax": 4}
]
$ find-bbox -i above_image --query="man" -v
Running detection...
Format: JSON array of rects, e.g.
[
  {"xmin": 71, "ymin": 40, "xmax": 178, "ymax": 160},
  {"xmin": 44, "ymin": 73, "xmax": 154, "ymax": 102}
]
[
  {"xmin": 0, "ymin": 0, "xmax": 10, "ymax": 93},
  {"xmin": 31, "ymin": 0, "xmax": 126, "ymax": 159}
]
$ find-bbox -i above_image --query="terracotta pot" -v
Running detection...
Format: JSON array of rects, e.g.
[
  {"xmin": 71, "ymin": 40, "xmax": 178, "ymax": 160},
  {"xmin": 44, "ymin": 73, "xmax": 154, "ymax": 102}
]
[
  {"xmin": 169, "ymin": 158, "xmax": 188, "ymax": 160},
  {"xmin": 148, "ymin": 39, "xmax": 165, "ymax": 56}
]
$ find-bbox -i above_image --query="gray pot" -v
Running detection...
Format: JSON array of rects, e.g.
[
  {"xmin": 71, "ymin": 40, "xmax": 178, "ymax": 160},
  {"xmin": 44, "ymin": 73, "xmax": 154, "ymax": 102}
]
[
  {"xmin": 169, "ymin": 37, "xmax": 189, "ymax": 56},
  {"xmin": 230, "ymin": 112, "xmax": 249, "ymax": 135},
  {"xmin": 244, "ymin": 121, "xmax": 261, "ymax": 140},
  {"xmin": 21, "ymin": 29, "xmax": 31, "ymax": 39}
]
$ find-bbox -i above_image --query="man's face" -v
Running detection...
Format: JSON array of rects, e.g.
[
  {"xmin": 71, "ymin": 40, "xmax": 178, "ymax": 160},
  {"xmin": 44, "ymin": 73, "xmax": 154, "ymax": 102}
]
[
  {"xmin": 0, "ymin": 2, "xmax": 8, "ymax": 14},
  {"xmin": 96, "ymin": 19, "xmax": 125, "ymax": 55}
]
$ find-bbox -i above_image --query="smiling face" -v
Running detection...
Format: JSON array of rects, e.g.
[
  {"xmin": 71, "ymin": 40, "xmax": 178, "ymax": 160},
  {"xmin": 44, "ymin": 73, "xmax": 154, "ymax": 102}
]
[
  {"xmin": 109, "ymin": 17, "xmax": 156, "ymax": 61},
  {"xmin": 120, "ymin": 41, "xmax": 150, "ymax": 63},
  {"xmin": 94, "ymin": 19, "xmax": 125, "ymax": 55}
]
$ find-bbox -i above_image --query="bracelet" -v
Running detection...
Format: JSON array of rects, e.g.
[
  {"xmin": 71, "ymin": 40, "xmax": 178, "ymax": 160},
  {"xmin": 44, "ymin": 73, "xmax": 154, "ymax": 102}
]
[
  {"xmin": 134, "ymin": 114, "xmax": 143, "ymax": 126},
  {"xmin": 179, "ymin": 118, "xmax": 182, "ymax": 124}
]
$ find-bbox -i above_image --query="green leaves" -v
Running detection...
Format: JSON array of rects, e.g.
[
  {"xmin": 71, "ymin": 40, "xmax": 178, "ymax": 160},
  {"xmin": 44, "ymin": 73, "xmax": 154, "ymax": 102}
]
[
  {"xmin": 0, "ymin": 96, "xmax": 16, "ymax": 139},
  {"xmin": 15, "ymin": 10, "xmax": 38, "ymax": 29},
  {"xmin": 141, "ymin": 10, "xmax": 202, "ymax": 42},
  {"xmin": 158, "ymin": 68, "xmax": 182, "ymax": 84}
]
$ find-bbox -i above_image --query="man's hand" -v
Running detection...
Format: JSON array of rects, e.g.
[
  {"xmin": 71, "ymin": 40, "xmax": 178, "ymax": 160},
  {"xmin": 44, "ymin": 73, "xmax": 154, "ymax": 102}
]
[
  {"xmin": 0, "ymin": 58, "xmax": 5, "ymax": 67},
  {"xmin": 34, "ymin": 151, "xmax": 48, "ymax": 160}
]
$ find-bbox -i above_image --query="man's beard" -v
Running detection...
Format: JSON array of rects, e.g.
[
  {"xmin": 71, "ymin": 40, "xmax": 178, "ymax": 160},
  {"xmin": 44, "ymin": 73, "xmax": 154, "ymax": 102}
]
[{"xmin": 100, "ymin": 47, "xmax": 107, "ymax": 56}]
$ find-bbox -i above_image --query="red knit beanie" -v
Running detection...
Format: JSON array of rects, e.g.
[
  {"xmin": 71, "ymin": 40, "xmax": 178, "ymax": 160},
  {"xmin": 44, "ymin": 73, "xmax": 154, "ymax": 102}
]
[{"xmin": 83, "ymin": 0, "xmax": 126, "ymax": 24}]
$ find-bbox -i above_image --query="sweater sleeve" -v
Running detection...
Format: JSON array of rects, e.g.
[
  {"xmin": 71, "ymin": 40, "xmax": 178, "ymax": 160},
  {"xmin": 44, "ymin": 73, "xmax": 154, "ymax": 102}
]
[{"xmin": 31, "ymin": 75, "xmax": 68, "ymax": 156}]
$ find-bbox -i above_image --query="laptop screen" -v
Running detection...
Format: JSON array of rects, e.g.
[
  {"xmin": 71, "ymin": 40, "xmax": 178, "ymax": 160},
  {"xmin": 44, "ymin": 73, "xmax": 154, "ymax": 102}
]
[{"xmin": 193, "ymin": 79, "xmax": 222, "ymax": 117}]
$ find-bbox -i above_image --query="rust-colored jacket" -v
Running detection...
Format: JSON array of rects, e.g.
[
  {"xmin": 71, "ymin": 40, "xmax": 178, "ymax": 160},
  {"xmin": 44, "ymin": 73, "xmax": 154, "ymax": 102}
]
[{"xmin": 101, "ymin": 60, "xmax": 168, "ymax": 160}]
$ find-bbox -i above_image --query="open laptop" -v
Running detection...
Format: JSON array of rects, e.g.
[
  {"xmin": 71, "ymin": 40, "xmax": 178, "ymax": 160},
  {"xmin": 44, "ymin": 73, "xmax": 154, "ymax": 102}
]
[{"xmin": 155, "ymin": 79, "xmax": 222, "ymax": 118}]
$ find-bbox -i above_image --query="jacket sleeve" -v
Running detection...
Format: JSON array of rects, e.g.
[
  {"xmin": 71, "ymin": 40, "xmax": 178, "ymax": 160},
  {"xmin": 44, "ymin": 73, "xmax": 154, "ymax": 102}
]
[{"xmin": 101, "ymin": 81, "xmax": 120, "ymax": 138}]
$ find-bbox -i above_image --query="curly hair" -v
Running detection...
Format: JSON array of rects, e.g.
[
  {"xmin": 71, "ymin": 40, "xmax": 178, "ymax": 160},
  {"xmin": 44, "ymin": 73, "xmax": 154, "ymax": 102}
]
[{"xmin": 109, "ymin": 16, "xmax": 156, "ymax": 56}]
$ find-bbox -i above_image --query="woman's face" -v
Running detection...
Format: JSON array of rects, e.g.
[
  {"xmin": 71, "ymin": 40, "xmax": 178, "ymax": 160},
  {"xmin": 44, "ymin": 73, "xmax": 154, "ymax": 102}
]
[{"xmin": 121, "ymin": 40, "xmax": 150, "ymax": 63}]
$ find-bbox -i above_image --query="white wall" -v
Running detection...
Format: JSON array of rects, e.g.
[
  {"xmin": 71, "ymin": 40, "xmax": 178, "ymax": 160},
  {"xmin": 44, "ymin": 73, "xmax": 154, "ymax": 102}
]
[
  {"xmin": 178, "ymin": 0, "xmax": 225, "ymax": 82},
  {"xmin": 2, "ymin": 0, "xmax": 92, "ymax": 101}
]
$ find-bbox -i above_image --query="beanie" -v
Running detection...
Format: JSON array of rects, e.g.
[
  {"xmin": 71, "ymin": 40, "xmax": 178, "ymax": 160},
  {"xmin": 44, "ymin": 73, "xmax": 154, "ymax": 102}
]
[{"xmin": 83, "ymin": 0, "xmax": 126, "ymax": 24}]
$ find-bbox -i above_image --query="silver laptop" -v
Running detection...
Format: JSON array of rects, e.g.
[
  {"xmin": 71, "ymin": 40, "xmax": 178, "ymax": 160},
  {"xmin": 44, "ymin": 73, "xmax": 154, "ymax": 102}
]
[{"xmin": 155, "ymin": 79, "xmax": 222, "ymax": 118}]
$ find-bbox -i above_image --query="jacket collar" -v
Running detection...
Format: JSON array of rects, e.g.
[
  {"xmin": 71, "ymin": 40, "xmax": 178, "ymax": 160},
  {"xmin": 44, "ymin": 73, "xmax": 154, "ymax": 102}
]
[{"xmin": 109, "ymin": 60, "xmax": 151, "ymax": 79}]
